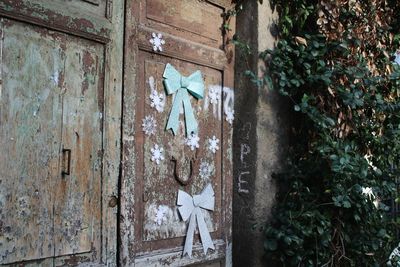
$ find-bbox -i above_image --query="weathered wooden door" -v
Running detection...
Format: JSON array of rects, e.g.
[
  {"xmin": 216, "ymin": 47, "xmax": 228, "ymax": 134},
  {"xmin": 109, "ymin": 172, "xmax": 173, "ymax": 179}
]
[
  {"xmin": 121, "ymin": 0, "xmax": 235, "ymax": 266},
  {"xmin": 0, "ymin": 0, "xmax": 123, "ymax": 265}
]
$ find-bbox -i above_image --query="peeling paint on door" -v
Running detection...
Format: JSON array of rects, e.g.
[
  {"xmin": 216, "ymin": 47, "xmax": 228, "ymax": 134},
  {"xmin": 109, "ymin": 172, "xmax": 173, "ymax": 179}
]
[
  {"xmin": 0, "ymin": 0, "xmax": 123, "ymax": 265},
  {"xmin": 0, "ymin": 6, "xmax": 123, "ymax": 264},
  {"xmin": 121, "ymin": 0, "xmax": 235, "ymax": 265}
]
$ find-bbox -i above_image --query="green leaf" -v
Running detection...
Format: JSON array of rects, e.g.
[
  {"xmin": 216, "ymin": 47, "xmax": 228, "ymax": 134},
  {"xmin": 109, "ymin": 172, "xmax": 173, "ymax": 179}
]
[
  {"xmin": 264, "ymin": 239, "xmax": 278, "ymax": 251},
  {"xmin": 317, "ymin": 226, "xmax": 323, "ymax": 234},
  {"xmin": 342, "ymin": 200, "xmax": 351, "ymax": 208}
]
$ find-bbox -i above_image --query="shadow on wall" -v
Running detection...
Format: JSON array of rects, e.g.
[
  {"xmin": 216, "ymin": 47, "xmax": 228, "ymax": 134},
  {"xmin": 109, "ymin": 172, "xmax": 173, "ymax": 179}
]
[{"xmin": 232, "ymin": 1, "xmax": 291, "ymax": 266}]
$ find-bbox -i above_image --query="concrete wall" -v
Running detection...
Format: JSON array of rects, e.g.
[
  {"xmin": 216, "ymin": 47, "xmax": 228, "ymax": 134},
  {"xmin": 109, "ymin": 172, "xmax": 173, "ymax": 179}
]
[{"xmin": 232, "ymin": 1, "xmax": 289, "ymax": 266}]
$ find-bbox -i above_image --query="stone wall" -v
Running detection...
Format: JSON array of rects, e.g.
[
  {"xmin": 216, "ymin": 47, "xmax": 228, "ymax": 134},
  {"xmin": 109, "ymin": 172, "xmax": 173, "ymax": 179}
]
[{"xmin": 232, "ymin": 1, "xmax": 289, "ymax": 266}]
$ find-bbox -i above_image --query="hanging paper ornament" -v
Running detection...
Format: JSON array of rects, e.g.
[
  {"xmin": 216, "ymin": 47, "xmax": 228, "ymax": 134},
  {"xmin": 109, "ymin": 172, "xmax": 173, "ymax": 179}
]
[
  {"xmin": 149, "ymin": 90, "xmax": 165, "ymax": 113},
  {"xmin": 199, "ymin": 161, "xmax": 213, "ymax": 180},
  {"xmin": 151, "ymin": 144, "xmax": 164, "ymax": 165},
  {"xmin": 177, "ymin": 183, "xmax": 215, "ymax": 258},
  {"xmin": 142, "ymin": 115, "xmax": 157, "ymax": 136},
  {"xmin": 185, "ymin": 132, "xmax": 200, "ymax": 151},
  {"xmin": 149, "ymin": 32, "xmax": 165, "ymax": 52},
  {"xmin": 208, "ymin": 86, "xmax": 220, "ymax": 105},
  {"xmin": 163, "ymin": 63, "xmax": 204, "ymax": 136},
  {"xmin": 225, "ymin": 108, "xmax": 234, "ymax": 125},
  {"xmin": 207, "ymin": 136, "xmax": 220, "ymax": 154},
  {"xmin": 154, "ymin": 205, "xmax": 169, "ymax": 226}
]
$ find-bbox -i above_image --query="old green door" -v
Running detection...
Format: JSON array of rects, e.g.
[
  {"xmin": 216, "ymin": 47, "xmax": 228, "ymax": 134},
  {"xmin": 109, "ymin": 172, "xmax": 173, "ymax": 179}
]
[{"xmin": 0, "ymin": 0, "xmax": 123, "ymax": 265}]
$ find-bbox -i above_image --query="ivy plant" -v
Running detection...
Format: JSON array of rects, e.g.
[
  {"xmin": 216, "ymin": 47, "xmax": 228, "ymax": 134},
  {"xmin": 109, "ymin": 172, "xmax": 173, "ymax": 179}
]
[{"xmin": 259, "ymin": 0, "xmax": 400, "ymax": 266}]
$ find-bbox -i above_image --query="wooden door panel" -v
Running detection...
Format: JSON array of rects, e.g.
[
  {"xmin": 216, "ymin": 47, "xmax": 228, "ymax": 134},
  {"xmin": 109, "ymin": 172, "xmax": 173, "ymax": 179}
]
[
  {"xmin": 24, "ymin": 0, "xmax": 109, "ymax": 18},
  {"xmin": 122, "ymin": 0, "xmax": 234, "ymax": 265},
  {"xmin": 135, "ymin": 53, "xmax": 223, "ymax": 249},
  {"xmin": 56, "ymin": 0, "xmax": 107, "ymax": 16},
  {"xmin": 139, "ymin": 0, "xmax": 224, "ymax": 48},
  {"xmin": 136, "ymin": 26, "xmax": 227, "ymax": 71},
  {"xmin": 0, "ymin": 0, "xmax": 123, "ymax": 264},
  {"xmin": 54, "ymin": 39, "xmax": 104, "ymax": 257},
  {"xmin": 0, "ymin": 0, "xmax": 112, "ymax": 44},
  {"xmin": 0, "ymin": 17, "xmax": 106, "ymax": 264},
  {"xmin": 0, "ymin": 19, "xmax": 63, "ymax": 264}
]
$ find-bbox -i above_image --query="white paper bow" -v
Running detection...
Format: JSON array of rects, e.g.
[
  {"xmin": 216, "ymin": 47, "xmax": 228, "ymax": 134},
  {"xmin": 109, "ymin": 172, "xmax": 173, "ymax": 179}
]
[{"xmin": 177, "ymin": 183, "xmax": 215, "ymax": 258}]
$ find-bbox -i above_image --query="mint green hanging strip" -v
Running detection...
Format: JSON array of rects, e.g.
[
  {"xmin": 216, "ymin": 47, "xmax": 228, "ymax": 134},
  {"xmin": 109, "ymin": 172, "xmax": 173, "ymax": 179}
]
[{"xmin": 163, "ymin": 63, "xmax": 204, "ymax": 136}]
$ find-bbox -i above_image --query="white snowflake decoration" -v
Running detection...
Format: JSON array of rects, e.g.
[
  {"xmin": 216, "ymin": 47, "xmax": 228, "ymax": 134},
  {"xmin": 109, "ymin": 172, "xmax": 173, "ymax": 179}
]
[
  {"xmin": 150, "ymin": 90, "xmax": 165, "ymax": 113},
  {"xmin": 149, "ymin": 32, "xmax": 165, "ymax": 52},
  {"xmin": 154, "ymin": 205, "xmax": 169, "ymax": 226},
  {"xmin": 186, "ymin": 133, "xmax": 200, "ymax": 151},
  {"xmin": 199, "ymin": 161, "xmax": 213, "ymax": 180},
  {"xmin": 225, "ymin": 108, "xmax": 234, "ymax": 125},
  {"xmin": 208, "ymin": 135, "xmax": 220, "ymax": 154},
  {"xmin": 151, "ymin": 144, "xmax": 164, "ymax": 165},
  {"xmin": 208, "ymin": 86, "xmax": 220, "ymax": 105},
  {"xmin": 142, "ymin": 115, "xmax": 157, "ymax": 136}
]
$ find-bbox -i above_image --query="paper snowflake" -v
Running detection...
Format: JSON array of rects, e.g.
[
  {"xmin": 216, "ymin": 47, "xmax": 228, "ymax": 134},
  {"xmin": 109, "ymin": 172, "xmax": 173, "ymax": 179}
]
[
  {"xmin": 225, "ymin": 108, "xmax": 234, "ymax": 125},
  {"xmin": 150, "ymin": 90, "xmax": 165, "ymax": 113},
  {"xmin": 208, "ymin": 86, "xmax": 220, "ymax": 104},
  {"xmin": 199, "ymin": 161, "xmax": 213, "ymax": 180},
  {"xmin": 142, "ymin": 115, "xmax": 157, "ymax": 136},
  {"xmin": 151, "ymin": 144, "xmax": 164, "ymax": 165},
  {"xmin": 208, "ymin": 135, "xmax": 220, "ymax": 154},
  {"xmin": 186, "ymin": 133, "xmax": 200, "ymax": 151},
  {"xmin": 149, "ymin": 32, "xmax": 165, "ymax": 52},
  {"xmin": 154, "ymin": 205, "xmax": 169, "ymax": 226}
]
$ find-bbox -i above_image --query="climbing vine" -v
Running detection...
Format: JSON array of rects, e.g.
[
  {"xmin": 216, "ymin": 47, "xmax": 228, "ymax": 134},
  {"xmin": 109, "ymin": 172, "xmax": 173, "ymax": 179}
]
[{"xmin": 260, "ymin": 0, "xmax": 400, "ymax": 266}]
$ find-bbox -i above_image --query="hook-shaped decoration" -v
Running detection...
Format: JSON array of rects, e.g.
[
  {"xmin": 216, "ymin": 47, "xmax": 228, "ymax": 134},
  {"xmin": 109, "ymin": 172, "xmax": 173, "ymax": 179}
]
[{"xmin": 171, "ymin": 156, "xmax": 197, "ymax": 186}]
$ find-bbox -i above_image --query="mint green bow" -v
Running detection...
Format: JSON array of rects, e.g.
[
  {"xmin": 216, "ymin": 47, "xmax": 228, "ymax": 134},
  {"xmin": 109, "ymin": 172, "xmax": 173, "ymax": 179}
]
[{"xmin": 163, "ymin": 63, "xmax": 204, "ymax": 136}]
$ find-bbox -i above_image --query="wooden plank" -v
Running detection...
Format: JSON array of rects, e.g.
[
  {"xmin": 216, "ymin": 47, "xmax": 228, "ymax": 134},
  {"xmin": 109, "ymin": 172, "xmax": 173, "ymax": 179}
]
[
  {"xmin": 53, "ymin": 251, "xmax": 99, "ymax": 266},
  {"xmin": 206, "ymin": 0, "xmax": 232, "ymax": 8},
  {"xmin": 82, "ymin": 0, "xmax": 101, "ymax": 6},
  {"xmin": 134, "ymin": 240, "xmax": 226, "ymax": 267},
  {"xmin": 101, "ymin": 0, "xmax": 124, "ymax": 265},
  {"xmin": 221, "ymin": 7, "xmax": 235, "ymax": 267},
  {"xmin": 192, "ymin": 260, "xmax": 222, "ymax": 267},
  {"xmin": 0, "ymin": 0, "xmax": 112, "ymax": 44},
  {"xmin": 137, "ymin": 25, "xmax": 227, "ymax": 70},
  {"xmin": 120, "ymin": 1, "xmax": 139, "ymax": 265},
  {"xmin": 138, "ymin": 0, "xmax": 225, "ymax": 48},
  {"xmin": 0, "ymin": 18, "xmax": 63, "ymax": 264},
  {"xmin": 38, "ymin": 0, "xmax": 107, "ymax": 17},
  {"xmin": 146, "ymin": 0, "xmax": 223, "ymax": 44},
  {"xmin": 2, "ymin": 258, "xmax": 54, "ymax": 267},
  {"xmin": 53, "ymin": 32, "xmax": 104, "ymax": 258}
]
